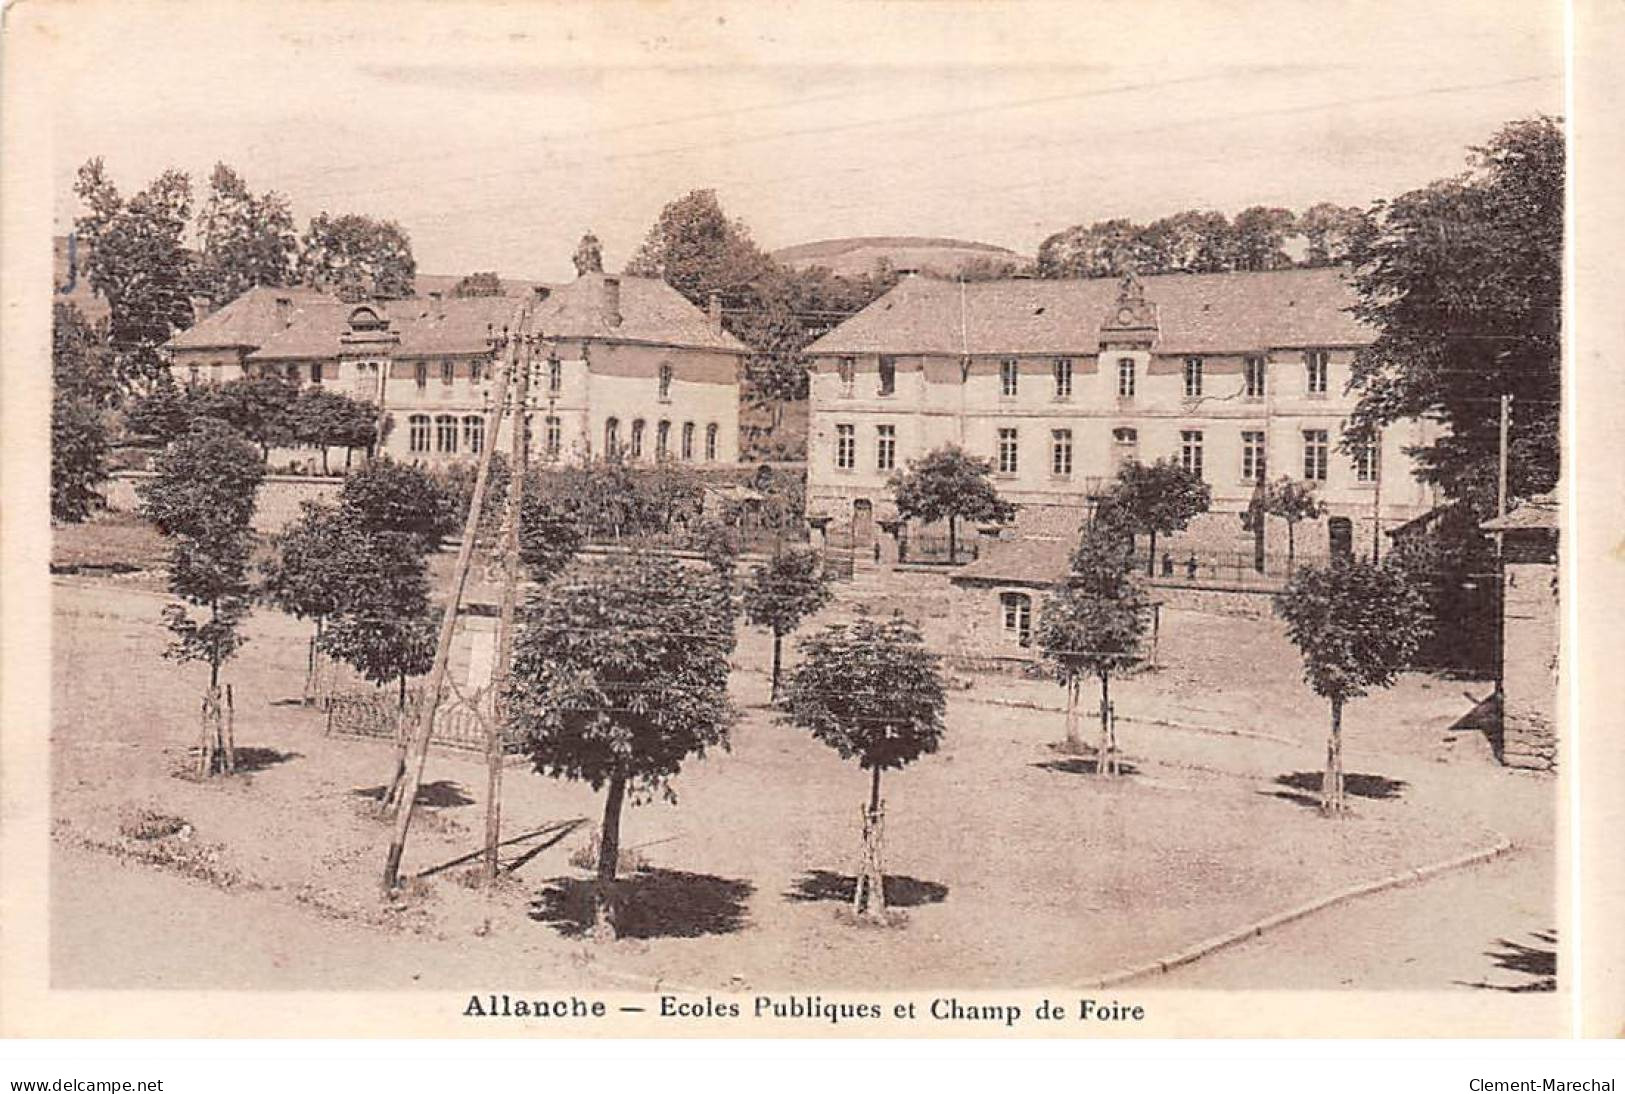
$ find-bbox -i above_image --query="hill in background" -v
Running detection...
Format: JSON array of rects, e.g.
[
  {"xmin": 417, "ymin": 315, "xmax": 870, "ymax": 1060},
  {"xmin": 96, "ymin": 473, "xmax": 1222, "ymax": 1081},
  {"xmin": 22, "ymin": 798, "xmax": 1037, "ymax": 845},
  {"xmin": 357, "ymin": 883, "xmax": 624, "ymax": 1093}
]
[{"xmin": 772, "ymin": 235, "xmax": 1029, "ymax": 279}]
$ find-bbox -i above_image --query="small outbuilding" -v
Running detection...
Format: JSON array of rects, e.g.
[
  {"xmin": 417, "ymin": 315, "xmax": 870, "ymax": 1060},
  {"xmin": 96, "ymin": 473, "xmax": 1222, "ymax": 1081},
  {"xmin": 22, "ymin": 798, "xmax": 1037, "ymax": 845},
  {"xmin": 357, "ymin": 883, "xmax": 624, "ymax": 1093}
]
[{"xmin": 1481, "ymin": 491, "xmax": 1560, "ymax": 771}]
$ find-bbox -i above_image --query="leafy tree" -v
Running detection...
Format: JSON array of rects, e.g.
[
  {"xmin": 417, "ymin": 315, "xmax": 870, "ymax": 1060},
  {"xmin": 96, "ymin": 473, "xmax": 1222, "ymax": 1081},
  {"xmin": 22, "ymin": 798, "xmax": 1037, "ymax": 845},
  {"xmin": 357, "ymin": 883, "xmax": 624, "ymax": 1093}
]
[
  {"xmin": 73, "ymin": 159, "xmax": 196, "ymax": 392},
  {"xmin": 296, "ymin": 212, "xmax": 416, "ymax": 301},
  {"xmin": 1138, "ymin": 210, "xmax": 1236, "ymax": 273},
  {"xmin": 625, "ymin": 188, "xmax": 775, "ymax": 309},
  {"xmin": 53, "ymin": 301, "xmax": 119, "ymax": 408},
  {"xmin": 52, "ymin": 393, "xmax": 110, "ymax": 522},
  {"xmin": 781, "ymin": 617, "xmax": 946, "ymax": 921},
  {"xmin": 122, "ymin": 376, "xmax": 195, "ymax": 444},
  {"xmin": 1297, "ymin": 202, "xmax": 1364, "ymax": 267},
  {"xmin": 196, "ymin": 163, "xmax": 296, "ymax": 303},
  {"xmin": 1274, "ymin": 560, "xmax": 1429, "ymax": 814},
  {"xmin": 1104, "ymin": 459, "xmax": 1212, "ymax": 575},
  {"xmin": 287, "ymin": 386, "xmax": 378, "ymax": 471},
  {"xmin": 1036, "ymin": 525, "xmax": 1153, "ymax": 768},
  {"xmin": 1231, "ymin": 206, "xmax": 1298, "ymax": 271},
  {"xmin": 505, "ymin": 553, "xmax": 737, "ymax": 937},
  {"xmin": 1260, "ymin": 475, "xmax": 1325, "ymax": 571},
  {"xmin": 140, "ymin": 420, "xmax": 264, "ymax": 774},
  {"xmin": 261, "ymin": 501, "xmax": 371, "ymax": 698},
  {"xmin": 453, "ymin": 271, "xmax": 504, "ymax": 297},
  {"xmin": 207, "ymin": 375, "xmax": 299, "ymax": 460},
  {"xmin": 338, "ymin": 458, "xmax": 459, "ymax": 552},
  {"xmin": 742, "ymin": 546, "xmax": 833, "ymax": 701},
  {"xmin": 1345, "ymin": 116, "xmax": 1561, "ymax": 513},
  {"xmin": 572, "ymin": 232, "xmax": 605, "ymax": 276},
  {"xmin": 1035, "ymin": 218, "xmax": 1144, "ymax": 279},
  {"xmin": 890, "ymin": 444, "xmax": 1016, "ymax": 564},
  {"xmin": 318, "ymin": 530, "xmax": 437, "ymax": 709}
]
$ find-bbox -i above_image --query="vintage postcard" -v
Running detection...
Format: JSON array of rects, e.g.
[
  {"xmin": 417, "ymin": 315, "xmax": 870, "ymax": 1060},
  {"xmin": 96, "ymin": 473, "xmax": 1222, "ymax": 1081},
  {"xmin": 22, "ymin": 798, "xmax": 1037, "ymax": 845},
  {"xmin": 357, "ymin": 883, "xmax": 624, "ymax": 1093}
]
[{"xmin": 2, "ymin": 0, "xmax": 1617, "ymax": 1045}]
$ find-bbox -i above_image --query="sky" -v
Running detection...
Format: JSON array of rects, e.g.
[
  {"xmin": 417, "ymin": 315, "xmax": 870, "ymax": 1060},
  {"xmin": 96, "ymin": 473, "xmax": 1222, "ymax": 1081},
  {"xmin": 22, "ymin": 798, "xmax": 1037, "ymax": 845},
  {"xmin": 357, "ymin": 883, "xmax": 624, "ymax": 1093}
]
[{"xmin": 32, "ymin": 0, "xmax": 1564, "ymax": 283}]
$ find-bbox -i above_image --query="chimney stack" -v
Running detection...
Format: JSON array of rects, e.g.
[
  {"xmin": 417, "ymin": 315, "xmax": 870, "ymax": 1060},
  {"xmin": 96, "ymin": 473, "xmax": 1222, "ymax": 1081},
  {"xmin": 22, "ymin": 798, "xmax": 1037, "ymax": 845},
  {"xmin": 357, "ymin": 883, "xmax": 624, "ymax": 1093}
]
[
  {"xmin": 708, "ymin": 291, "xmax": 723, "ymax": 333},
  {"xmin": 274, "ymin": 296, "xmax": 293, "ymax": 327},
  {"xmin": 602, "ymin": 275, "xmax": 622, "ymax": 327}
]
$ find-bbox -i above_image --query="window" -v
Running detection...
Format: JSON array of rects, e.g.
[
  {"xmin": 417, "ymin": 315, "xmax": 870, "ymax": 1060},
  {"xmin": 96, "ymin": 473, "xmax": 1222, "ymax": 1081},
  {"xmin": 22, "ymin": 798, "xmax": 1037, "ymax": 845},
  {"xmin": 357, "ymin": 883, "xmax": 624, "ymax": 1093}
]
[
  {"xmin": 876, "ymin": 424, "xmax": 895, "ymax": 471},
  {"xmin": 435, "ymin": 414, "xmax": 458, "ymax": 454},
  {"xmin": 1183, "ymin": 357, "xmax": 1203, "ymax": 398},
  {"xmin": 1180, "ymin": 429, "xmax": 1204, "ymax": 479},
  {"xmin": 1305, "ymin": 350, "xmax": 1329, "ymax": 396},
  {"xmin": 630, "ymin": 419, "xmax": 645, "ymax": 459},
  {"xmin": 1242, "ymin": 430, "xmax": 1266, "ymax": 482},
  {"xmin": 1000, "ymin": 591, "xmax": 1033, "ymax": 648},
  {"xmin": 658, "ymin": 363, "xmax": 673, "ymax": 402},
  {"xmin": 285, "ymin": 364, "xmax": 300, "ymax": 384},
  {"xmin": 838, "ymin": 356, "xmax": 856, "ymax": 397},
  {"xmin": 188, "ymin": 365, "xmax": 200, "ymax": 385},
  {"xmin": 1117, "ymin": 356, "xmax": 1136, "ymax": 398},
  {"xmin": 441, "ymin": 360, "xmax": 455, "ymax": 385},
  {"xmin": 878, "ymin": 356, "xmax": 897, "ymax": 397},
  {"xmin": 1051, "ymin": 429, "xmax": 1073, "ymax": 478},
  {"xmin": 705, "ymin": 423, "xmax": 718, "ymax": 462},
  {"xmin": 1113, "ymin": 426, "xmax": 1139, "ymax": 467},
  {"xmin": 414, "ymin": 361, "xmax": 428, "ymax": 390},
  {"xmin": 408, "ymin": 415, "xmax": 431, "ymax": 453},
  {"xmin": 470, "ymin": 359, "xmax": 483, "ymax": 384},
  {"xmin": 604, "ymin": 417, "xmax": 621, "ymax": 459},
  {"xmin": 1053, "ymin": 358, "xmax": 1072, "ymax": 399},
  {"xmin": 1000, "ymin": 358, "xmax": 1019, "ymax": 398},
  {"xmin": 463, "ymin": 415, "xmax": 484, "ymax": 455},
  {"xmin": 656, "ymin": 420, "xmax": 670, "ymax": 459},
  {"xmin": 1244, "ymin": 355, "xmax": 1266, "ymax": 399},
  {"xmin": 997, "ymin": 428, "xmax": 1019, "ymax": 475},
  {"xmin": 545, "ymin": 416, "xmax": 561, "ymax": 460},
  {"xmin": 548, "ymin": 357, "xmax": 562, "ymax": 395},
  {"xmin": 835, "ymin": 424, "xmax": 855, "ymax": 470},
  {"xmin": 1355, "ymin": 437, "xmax": 1380, "ymax": 483},
  {"xmin": 682, "ymin": 422, "xmax": 695, "ymax": 460},
  {"xmin": 1303, "ymin": 429, "xmax": 1329, "ymax": 481},
  {"xmin": 311, "ymin": 361, "xmax": 324, "ymax": 385}
]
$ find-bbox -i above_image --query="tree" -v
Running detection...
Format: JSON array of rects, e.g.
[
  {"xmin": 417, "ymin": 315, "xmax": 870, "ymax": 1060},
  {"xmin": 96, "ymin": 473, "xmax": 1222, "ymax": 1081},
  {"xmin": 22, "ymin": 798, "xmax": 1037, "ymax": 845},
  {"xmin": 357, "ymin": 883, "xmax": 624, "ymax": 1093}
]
[
  {"xmin": 1036, "ymin": 525, "xmax": 1152, "ymax": 768},
  {"xmin": 1261, "ymin": 475, "xmax": 1325, "ymax": 571},
  {"xmin": 52, "ymin": 393, "xmax": 109, "ymax": 522},
  {"xmin": 206, "ymin": 375, "xmax": 299, "ymax": 460},
  {"xmin": 890, "ymin": 445, "xmax": 1016, "ymax": 563},
  {"xmin": 338, "ymin": 458, "xmax": 459, "ymax": 552},
  {"xmin": 196, "ymin": 163, "xmax": 296, "ymax": 303},
  {"xmin": 572, "ymin": 232, "xmax": 605, "ymax": 276},
  {"xmin": 1231, "ymin": 205, "xmax": 1297, "ymax": 271},
  {"xmin": 1274, "ymin": 559, "xmax": 1429, "ymax": 814},
  {"xmin": 625, "ymin": 188, "xmax": 775, "ymax": 309},
  {"xmin": 1297, "ymin": 202, "xmax": 1364, "ymax": 267},
  {"xmin": 1344, "ymin": 116, "xmax": 1561, "ymax": 513},
  {"xmin": 1035, "ymin": 218, "xmax": 1143, "ymax": 279},
  {"xmin": 261, "ymin": 502, "xmax": 373, "ymax": 701},
  {"xmin": 781, "ymin": 617, "xmax": 946, "ymax": 921},
  {"xmin": 287, "ymin": 387, "xmax": 378, "ymax": 471},
  {"xmin": 741, "ymin": 546, "xmax": 834, "ymax": 702},
  {"xmin": 505, "ymin": 553, "xmax": 737, "ymax": 938},
  {"xmin": 139, "ymin": 419, "xmax": 265, "ymax": 775},
  {"xmin": 1104, "ymin": 459, "xmax": 1212, "ymax": 575},
  {"xmin": 296, "ymin": 212, "xmax": 416, "ymax": 301},
  {"xmin": 1138, "ymin": 210, "xmax": 1236, "ymax": 273},
  {"xmin": 453, "ymin": 271, "xmax": 504, "ymax": 298},
  {"xmin": 73, "ymin": 159, "xmax": 196, "ymax": 393},
  {"xmin": 318, "ymin": 530, "xmax": 437, "ymax": 710},
  {"xmin": 53, "ymin": 301, "xmax": 119, "ymax": 408}
]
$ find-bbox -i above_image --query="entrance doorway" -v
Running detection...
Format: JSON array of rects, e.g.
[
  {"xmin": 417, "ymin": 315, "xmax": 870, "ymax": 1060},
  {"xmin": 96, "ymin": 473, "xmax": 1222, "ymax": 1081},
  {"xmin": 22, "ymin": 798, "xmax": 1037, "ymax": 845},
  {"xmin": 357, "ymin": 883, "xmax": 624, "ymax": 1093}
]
[
  {"xmin": 852, "ymin": 498, "xmax": 875, "ymax": 552},
  {"xmin": 1328, "ymin": 516, "xmax": 1354, "ymax": 562}
]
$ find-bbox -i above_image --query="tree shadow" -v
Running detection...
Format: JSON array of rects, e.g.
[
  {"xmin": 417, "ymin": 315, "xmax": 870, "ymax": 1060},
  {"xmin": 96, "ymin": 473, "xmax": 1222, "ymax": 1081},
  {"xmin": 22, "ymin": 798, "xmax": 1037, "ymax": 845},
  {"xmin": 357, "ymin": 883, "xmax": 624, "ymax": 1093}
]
[
  {"xmin": 784, "ymin": 869, "xmax": 948, "ymax": 908},
  {"xmin": 529, "ymin": 869, "xmax": 753, "ymax": 939},
  {"xmin": 1447, "ymin": 692, "xmax": 1504, "ymax": 761},
  {"xmin": 1456, "ymin": 929, "xmax": 1557, "ymax": 992},
  {"xmin": 1266, "ymin": 771, "xmax": 1406, "ymax": 810},
  {"xmin": 231, "ymin": 747, "xmax": 302, "ymax": 774},
  {"xmin": 352, "ymin": 780, "xmax": 474, "ymax": 808},
  {"xmin": 1031, "ymin": 758, "xmax": 1141, "ymax": 777}
]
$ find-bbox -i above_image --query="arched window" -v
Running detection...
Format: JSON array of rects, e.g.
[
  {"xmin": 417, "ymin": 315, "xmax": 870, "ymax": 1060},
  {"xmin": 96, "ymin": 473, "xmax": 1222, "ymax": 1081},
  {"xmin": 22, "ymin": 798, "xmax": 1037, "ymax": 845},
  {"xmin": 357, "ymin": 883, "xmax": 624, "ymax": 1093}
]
[
  {"xmin": 656, "ymin": 420, "xmax": 671, "ymax": 459},
  {"xmin": 463, "ymin": 415, "xmax": 484, "ymax": 455},
  {"xmin": 435, "ymin": 415, "xmax": 459, "ymax": 453},
  {"xmin": 705, "ymin": 423, "xmax": 719, "ymax": 462},
  {"xmin": 1000, "ymin": 591, "xmax": 1033, "ymax": 648},
  {"xmin": 658, "ymin": 363, "xmax": 674, "ymax": 401},
  {"xmin": 681, "ymin": 422, "xmax": 695, "ymax": 460},
  {"xmin": 409, "ymin": 415, "xmax": 431, "ymax": 454},
  {"xmin": 630, "ymin": 419, "xmax": 645, "ymax": 459},
  {"xmin": 604, "ymin": 417, "xmax": 621, "ymax": 459}
]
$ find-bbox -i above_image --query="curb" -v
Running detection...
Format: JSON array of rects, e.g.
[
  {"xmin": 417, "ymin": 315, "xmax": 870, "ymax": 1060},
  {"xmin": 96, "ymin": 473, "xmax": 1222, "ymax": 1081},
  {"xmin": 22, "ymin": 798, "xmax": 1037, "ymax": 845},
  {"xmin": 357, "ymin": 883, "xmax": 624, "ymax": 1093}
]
[{"xmin": 1084, "ymin": 833, "xmax": 1516, "ymax": 989}]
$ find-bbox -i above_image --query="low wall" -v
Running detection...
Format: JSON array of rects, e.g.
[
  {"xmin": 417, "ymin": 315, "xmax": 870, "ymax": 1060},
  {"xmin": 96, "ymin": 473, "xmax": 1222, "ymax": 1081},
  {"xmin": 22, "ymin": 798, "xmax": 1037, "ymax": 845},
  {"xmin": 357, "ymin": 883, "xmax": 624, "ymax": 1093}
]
[{"xmin": 104, "ymin": 471, "xmax": 345, "ymax": 534}]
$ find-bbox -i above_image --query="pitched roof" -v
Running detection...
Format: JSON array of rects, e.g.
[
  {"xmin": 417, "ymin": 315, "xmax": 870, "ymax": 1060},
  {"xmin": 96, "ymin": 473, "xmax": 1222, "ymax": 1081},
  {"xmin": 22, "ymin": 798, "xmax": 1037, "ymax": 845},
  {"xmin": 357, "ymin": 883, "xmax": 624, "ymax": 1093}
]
[
  {"xmin": 164, "ymin": 286, "xmax": 333, "ymax": 350},
  {"xmin": 951, "ymin": 537, "xmax": 1073, "ymax": 587},
  {"xmin": 1480, "ymin": 491, "xmax": 1559, "ymax": 532},
  {"xmin": 807, "ymin": 266, "xmax": 1372, "ymax": 357},
  {"xmin": 530, "ymin": 274, "xmax": 747, "ymax": 352}
]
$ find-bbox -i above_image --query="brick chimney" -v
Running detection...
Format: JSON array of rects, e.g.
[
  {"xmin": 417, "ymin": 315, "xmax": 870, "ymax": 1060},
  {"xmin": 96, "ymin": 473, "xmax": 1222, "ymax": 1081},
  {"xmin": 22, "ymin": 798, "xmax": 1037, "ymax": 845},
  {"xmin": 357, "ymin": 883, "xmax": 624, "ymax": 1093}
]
[
  {"xmin": 274, "ymin": 295, "xmax": 294, "ymax": 327},
  {"xmin": 602, "ymin": 275, "xmax": 622, "ymax": 327},
  {"xmin": 708, "ymin": 290, "xmax": 723, "ymax": 333}
]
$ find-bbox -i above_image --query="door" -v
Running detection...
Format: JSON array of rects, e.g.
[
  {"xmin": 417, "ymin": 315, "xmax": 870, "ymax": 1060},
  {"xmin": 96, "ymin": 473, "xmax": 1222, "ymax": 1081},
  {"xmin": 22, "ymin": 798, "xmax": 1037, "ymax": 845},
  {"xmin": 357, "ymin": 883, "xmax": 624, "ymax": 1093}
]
[
  {"xmin": 852, "ymin": 498, "xmax": 875, "ymax": 552},
  {"xmin": 1328, "ymin": 516, "xmax": 1354, "ymax": 562}
]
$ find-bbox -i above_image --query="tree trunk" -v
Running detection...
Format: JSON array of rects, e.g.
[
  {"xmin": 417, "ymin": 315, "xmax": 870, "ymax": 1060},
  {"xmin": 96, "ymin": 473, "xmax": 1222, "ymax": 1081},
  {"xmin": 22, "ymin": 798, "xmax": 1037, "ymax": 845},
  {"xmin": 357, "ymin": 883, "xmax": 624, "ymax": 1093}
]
[
  {"xmin": 948, "ymin": 516, "xmax": 957, "ymax": 565},
  {"xmin": 1253, "ymin": 511, "xmax": 1266, "ymax": 574},
  {"xmin": 321, "ymin": 446, "xmax": 331, "ymax": 475},
  {"xmin": 854, "ymin": 765, "xmax": 887, "ymax": 921},
  {"xmin": 770, "ymin": 631, "xmax": 783, "ymax": 703},
  {"xmin": 1287, "ymin": 520, "xmax": 1296, "ymax": 573},
  {"xmin": 398, "ymin": 673, "xmax": 407, "ymax": 710},
  {"xmin": 222, "ymin": 683, "xmax": 237, "ymax": 775},
  {"xmin": 1064, "ymin": 674, "xmax": 1083, "ymax": 753},
  {"xmin": 1098, "ymin": 672, "xmax": 1114, "ymax": 775},
  {"xmin": 1321, "ymin": 697, "xmax": 1346, "ymax": 815},
  {"xmin": 1147, "ymin": 530, "xmax": 1158, "ymax": 577},
  {"xmin": 345, "ymin": 447, "xmax": 354, "ymax": 471},
  {"xmin": 594, "ymin": 771, "xmax": 628, "ymax": 940}
]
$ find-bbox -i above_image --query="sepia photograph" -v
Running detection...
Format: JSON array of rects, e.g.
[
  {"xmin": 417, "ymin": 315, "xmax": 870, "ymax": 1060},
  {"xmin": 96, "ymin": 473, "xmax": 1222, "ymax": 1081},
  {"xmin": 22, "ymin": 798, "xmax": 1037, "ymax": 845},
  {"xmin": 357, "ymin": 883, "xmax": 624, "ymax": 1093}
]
[{"xmin": 3, "ymin": 0, "xmax": 1610, "ymax": 1050}]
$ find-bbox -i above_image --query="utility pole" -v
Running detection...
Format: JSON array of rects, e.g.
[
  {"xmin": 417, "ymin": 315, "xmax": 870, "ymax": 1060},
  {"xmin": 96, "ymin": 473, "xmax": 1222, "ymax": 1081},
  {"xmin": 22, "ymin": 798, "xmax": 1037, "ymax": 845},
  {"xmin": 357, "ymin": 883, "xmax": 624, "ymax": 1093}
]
[
  {"xmin": 1497, "ymin": 393, "xmax": 1512, "ymax": 528},
  {"xmin": 382, "ymin": 299, "xmax": 531, "ymax": 893},
  {"xmin": 1370, "ymin": 429, "xmax": 1383, "ymax": 564},
  {"xmin": 483, "ymin": 326, "xmax": 537, "ymax": 882},
  {"xmin": 1493, "ymin": 393, "xmax": 1512, "ymax": 705}
]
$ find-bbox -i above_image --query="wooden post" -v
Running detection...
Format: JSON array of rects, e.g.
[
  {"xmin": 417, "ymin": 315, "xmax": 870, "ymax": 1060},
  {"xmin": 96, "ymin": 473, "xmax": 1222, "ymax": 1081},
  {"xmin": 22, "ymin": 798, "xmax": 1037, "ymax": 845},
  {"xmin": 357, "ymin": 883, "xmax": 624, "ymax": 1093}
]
[
  {"xmin": 484, "ymin": 329, "xmax": 535, "ymax": 883},
  {"xmin": 382, "ymin": 301, "xmax": 528, "ymax": 893}
]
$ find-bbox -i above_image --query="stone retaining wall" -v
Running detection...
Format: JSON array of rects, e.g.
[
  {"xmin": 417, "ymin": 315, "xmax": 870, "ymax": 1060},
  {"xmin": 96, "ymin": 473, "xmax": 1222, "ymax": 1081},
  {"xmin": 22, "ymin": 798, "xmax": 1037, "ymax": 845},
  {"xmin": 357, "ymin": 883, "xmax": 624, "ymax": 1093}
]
[{"xmin": 103, "ymin": 471, "xmax": 345, "ymax": 534}]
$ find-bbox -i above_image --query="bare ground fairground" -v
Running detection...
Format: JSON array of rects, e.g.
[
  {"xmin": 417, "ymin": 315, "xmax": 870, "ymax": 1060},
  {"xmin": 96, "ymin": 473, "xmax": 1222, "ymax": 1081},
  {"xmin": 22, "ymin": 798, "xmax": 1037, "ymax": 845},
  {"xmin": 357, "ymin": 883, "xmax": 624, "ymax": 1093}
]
[{"xmin": 48, "ymin": 536, "xmax": 1556, "ymax": 995}]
